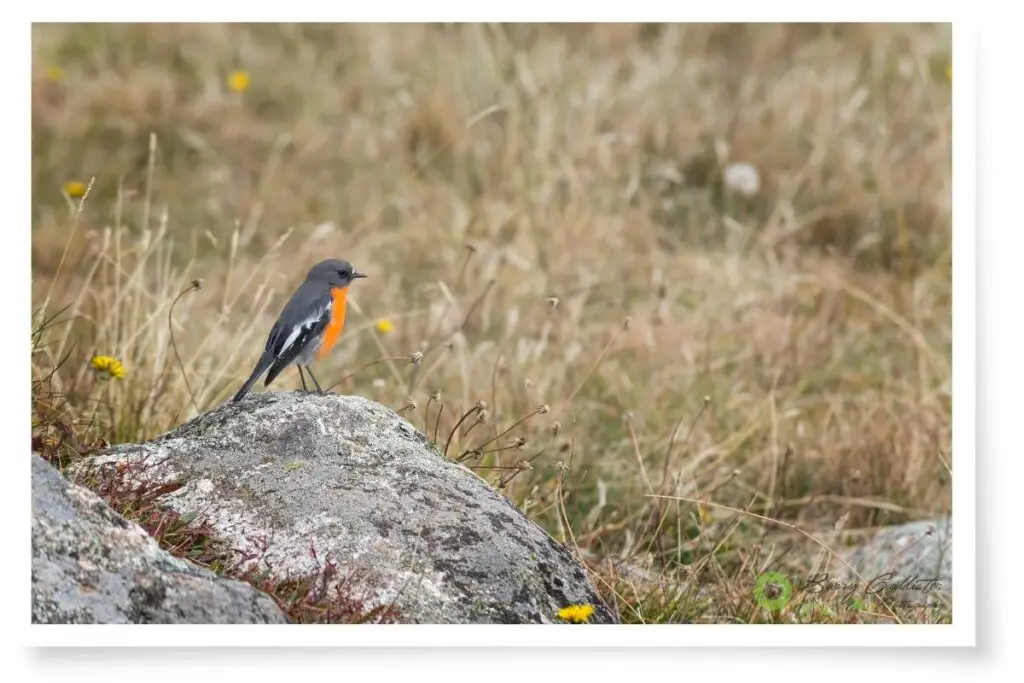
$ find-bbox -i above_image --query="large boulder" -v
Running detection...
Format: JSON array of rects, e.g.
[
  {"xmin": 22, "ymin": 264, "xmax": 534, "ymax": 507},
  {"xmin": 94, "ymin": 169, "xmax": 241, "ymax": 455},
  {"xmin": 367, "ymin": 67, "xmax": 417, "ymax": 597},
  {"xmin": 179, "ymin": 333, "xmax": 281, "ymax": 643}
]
[
  {"xmin": 73, "ymin": 391, "xmax": 617, "ymax": 624},
  {"xmin": 31, "ymin": 453, "xmax": 288, "ymax": 624}
]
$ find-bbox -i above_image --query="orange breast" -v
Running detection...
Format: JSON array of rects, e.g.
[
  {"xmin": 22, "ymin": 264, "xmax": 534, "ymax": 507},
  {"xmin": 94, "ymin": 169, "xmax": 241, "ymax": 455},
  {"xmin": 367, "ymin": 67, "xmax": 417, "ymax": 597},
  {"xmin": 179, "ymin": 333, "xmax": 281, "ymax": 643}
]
[{"xmin": 317, "ymin": 286, "xmax": 348, "ymax": 359}]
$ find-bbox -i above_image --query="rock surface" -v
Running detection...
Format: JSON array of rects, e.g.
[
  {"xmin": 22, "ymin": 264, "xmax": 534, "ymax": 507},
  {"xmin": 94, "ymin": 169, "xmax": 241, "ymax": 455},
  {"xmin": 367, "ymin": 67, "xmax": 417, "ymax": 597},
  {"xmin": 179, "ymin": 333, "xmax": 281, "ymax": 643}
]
[
  {"xmin": 839, "ymin": 517, "xmax": 952, "ymax": 607},
  {"xmin": 75, "ymin": 391, "xmax": 617, "ymax": 624},
  {"xmin": 31, "ymin": 454, "xmax": 288, "ymax": 624}
]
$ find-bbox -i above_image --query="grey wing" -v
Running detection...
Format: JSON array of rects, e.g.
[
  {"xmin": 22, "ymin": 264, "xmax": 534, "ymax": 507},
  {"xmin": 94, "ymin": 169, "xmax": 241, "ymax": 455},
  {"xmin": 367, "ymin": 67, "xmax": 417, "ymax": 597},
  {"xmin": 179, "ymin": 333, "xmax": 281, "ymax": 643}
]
[{"xmin": 262, "ymin": 284, "xmax": 332, "ymax": 384}]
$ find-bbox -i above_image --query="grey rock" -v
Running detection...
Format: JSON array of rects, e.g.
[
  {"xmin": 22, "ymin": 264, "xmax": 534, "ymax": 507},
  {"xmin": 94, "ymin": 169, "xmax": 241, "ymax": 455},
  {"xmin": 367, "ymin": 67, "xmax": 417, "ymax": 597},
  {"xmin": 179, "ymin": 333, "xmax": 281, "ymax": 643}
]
[
  {"xmin": 75, "ymin": 391, "xmax": 617, "ymax": 624},
  {"xmin": 838, "ymin": 517, "xmax": 952, "ymax": 607},
  {"xmin": 31, "ymin": 454, "xmax": 289, "ymax": 624}
]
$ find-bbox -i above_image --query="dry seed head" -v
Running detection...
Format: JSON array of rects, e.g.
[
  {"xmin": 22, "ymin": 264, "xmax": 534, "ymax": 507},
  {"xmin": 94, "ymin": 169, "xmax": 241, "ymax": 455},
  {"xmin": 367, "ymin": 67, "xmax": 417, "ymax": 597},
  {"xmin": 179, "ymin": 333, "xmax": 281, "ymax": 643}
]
[
  {"xmin": 191, "ymin": 279, "xmax": 204, "ymax": 290},
  {"xmin": 410, "ymin": 352, "xmax": 424, "ymax": 367},
  {"xmin": 476, "ymin": 409, "xmax": 489, "ymax": 424},
  {"xmin": 475, "ymin": 400, "xmax": 487, "ymax": 412},
  {"xmin": 551, "ymin": 421, "xmax": 562, "ymax": 436},
  {"xmin": 537, "ymin": 404, "xmax": 550, "ymax": 415},
  {"xmin": 545, "ymin": 297, "xmax": 560, "ymax": 310},
  {"xmin": 622, "ymin": 316, "xmax": 632, "ymax": 330},
  {"xmin": 518, "ymin": 460, "xmax": 533, "ymax": 471},
  {"xmin": 401, "ymin": 399, "xmax": 417, "ymax": 412},
  {"xmin": 722, "ymin": 161, "xmax": 761, "ymax": 198},
  {"xmin": 430, "ymin": 389, "xmax": 441, "ymax": 401},
  {"xmin": 513, "ymin": 437, "xmax": 526, "ymax": 449},
  {"xmin": 703, "ymin": 395, "xmax": 711, "ymax": 405}
]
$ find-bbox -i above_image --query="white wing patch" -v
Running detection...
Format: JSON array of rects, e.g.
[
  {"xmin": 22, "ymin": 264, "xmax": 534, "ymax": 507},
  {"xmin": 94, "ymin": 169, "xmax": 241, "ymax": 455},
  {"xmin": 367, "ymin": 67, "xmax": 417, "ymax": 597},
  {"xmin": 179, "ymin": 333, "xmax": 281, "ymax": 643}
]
[{"xmin": 275, "ymin": 302, "xmax": 330, "ymax": 359}]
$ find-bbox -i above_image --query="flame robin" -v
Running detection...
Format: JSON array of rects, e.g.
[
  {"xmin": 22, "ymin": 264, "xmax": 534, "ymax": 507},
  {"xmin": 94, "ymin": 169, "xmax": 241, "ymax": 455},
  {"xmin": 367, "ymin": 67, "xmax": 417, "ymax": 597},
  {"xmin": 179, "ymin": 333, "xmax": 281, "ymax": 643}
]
[{"xmin": 232, "ymin": 259, "xmax": 367, "ymax": 402}]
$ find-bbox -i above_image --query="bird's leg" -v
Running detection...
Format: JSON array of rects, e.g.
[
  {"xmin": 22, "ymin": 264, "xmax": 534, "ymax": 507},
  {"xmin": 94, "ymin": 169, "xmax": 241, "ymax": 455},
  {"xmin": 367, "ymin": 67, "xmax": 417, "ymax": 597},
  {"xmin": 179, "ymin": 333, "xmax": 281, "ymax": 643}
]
[
  {"xmin": 305, "ymin": 366, "xmax": 325, "ymax": 395},
  {"xmin": 297, "ymin": 366, "xmax": 309, "ymax": 392}
]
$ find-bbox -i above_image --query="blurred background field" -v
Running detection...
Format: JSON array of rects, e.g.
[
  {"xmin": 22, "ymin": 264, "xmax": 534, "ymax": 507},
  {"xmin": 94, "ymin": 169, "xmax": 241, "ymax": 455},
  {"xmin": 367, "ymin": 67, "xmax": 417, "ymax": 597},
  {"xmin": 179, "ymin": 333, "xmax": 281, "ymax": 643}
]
[{"xmin": 31, "ymin": 23, "xmax": 953, "ymax": 623}]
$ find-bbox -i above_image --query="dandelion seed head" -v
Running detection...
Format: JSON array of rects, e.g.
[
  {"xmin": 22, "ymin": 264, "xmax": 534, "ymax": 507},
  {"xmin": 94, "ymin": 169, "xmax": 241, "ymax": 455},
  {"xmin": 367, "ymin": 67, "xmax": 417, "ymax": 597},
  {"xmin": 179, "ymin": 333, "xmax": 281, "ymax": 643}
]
[{"xmin": 722, "ymin": 161, "xmax": 761, "ymax": 198}]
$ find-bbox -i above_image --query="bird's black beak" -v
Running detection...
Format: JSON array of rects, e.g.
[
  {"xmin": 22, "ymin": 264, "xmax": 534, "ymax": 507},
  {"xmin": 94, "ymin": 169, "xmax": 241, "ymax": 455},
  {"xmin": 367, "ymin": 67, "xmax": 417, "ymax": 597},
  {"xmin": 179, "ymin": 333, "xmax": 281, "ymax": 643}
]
[{"xmin": 353, "ymin": 271, "xmax": 368, "ymax": 279}]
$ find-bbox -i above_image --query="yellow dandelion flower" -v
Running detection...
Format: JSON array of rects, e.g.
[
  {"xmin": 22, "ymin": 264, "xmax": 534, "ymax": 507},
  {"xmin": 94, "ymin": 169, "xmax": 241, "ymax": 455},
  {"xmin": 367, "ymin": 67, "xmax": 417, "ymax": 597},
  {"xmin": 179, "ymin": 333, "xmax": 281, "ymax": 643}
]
[
  {"xmin": 227, "ymin": 70, "xmax": 251, "ymax": 93},
  {"xmin": 556, "ymin": 603, "xmax": 594, "ymax": 623},
  {"xmin": 90, "ymin": 355, "xmax": 126, "ymax": 381},
  {"xmin": 63, "ymin": 180, "xmax": 87, "ymax": 198},
  {"xmin": 44, "ymin": 66, "xmax": 65, "ymax": 83},
  {"xmin": 697, "ymin": 503, "xmax": 710, "ymax": 525},
  {"xmin": 375, "ymin": 319, "xmax": 395, "ymax": 333}
]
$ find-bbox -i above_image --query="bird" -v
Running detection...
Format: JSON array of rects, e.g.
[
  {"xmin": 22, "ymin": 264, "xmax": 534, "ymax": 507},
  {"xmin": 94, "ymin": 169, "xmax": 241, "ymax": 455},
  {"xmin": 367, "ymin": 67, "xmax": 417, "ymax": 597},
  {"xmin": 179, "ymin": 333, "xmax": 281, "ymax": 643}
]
[{"xmin": 232, "ymin": 258, "xmax": 367, "ymax": 402}]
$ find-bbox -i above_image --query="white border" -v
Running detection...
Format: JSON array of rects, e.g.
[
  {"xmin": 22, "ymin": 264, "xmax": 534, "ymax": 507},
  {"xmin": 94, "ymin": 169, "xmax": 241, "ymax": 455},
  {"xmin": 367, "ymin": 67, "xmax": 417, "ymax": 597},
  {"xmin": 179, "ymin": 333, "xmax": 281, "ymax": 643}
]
[
  {"xmin": 10, "ymin": 4, "xmax": 975, "ymax": 657},
  {"xmin": 24, "ymin": 623, "xmax": 969, "ymax": 648}
]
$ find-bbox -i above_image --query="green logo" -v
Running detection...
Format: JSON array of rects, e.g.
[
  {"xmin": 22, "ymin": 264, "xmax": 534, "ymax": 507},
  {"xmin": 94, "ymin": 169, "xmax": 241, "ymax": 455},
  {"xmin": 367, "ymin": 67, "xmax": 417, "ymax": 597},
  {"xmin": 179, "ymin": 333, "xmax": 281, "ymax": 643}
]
[{"xmin": 753, "ymin": 572, "xmax": 793, "ymax": 611}]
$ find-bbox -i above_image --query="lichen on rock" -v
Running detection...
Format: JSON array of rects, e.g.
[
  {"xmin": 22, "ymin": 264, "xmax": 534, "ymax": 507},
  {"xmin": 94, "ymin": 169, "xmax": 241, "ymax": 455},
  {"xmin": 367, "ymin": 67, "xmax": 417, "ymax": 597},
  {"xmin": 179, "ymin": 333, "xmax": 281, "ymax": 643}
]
[
  {"xmin": 31, "ymin": 454, "xmax": 288, "ymax": 624},
  {"xmin": 66, "ymin": 391, "xmax": 617, "ymax": 624}
]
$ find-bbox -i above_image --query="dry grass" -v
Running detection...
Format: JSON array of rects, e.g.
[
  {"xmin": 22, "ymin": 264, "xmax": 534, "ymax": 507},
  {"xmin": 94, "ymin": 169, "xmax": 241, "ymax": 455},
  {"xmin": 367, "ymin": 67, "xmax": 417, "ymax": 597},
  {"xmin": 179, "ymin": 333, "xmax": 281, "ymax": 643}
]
[{"xmin": 31, "ymin": 22, "xmax": 952, "ymax": 624}]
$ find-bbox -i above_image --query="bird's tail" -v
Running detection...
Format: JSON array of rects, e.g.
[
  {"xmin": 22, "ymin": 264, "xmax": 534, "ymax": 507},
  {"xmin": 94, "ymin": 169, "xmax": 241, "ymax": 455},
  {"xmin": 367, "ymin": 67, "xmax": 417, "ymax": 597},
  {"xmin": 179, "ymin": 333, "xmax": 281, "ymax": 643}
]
[{"xmin": 232, "ymin": 353, "xmax": 275, "ymax": 402}]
